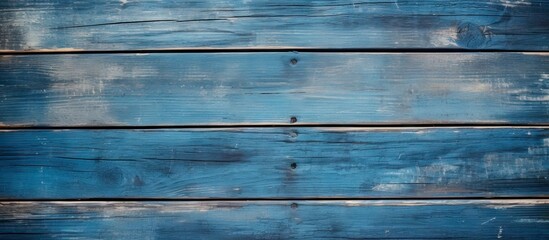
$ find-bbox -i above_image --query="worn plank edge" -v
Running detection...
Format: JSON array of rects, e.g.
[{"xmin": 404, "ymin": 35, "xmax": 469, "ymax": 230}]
[
  {"xmin": 2, "ymin": 197, "xmax": 548, "ymax": 202},
  {"xmin": 2, "ymin": 124, "xmax": 549, "ymax": 130},
  {"xmin": 2, "ymin": 199, "xmax": 548, "ymax": 206}
]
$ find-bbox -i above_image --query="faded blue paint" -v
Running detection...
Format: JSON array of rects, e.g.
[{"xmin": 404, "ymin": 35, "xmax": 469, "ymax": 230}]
[
  {"xmin": 0, "ymin": 201, "xmax": 548, "ymax": 239},
  {"xmin": 0, "ymin": 52, "xmax": 548, "ymax": 126},
  {"xmin": 0, "ymin": 128, "xmax": 547, "ymax": 198},
  {"xmin": 0, "ymin": 1, "xmax": 548, "ymax": 238},
  {"xmin": 0, "ymin": 0, "xmax": 548, "ymax": 50}
]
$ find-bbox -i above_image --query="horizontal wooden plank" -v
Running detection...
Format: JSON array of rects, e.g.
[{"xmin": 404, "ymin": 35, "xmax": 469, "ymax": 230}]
[
  {"xmin": 1, "ymin": 1, "xmax": 549, "ymax": 50},
  {"xmin": 1, "ymin": 128, "xmax": 547, "ymax": 199},
  {"xmin": 0, "ymin": 200, "xmax": 548, "ymax": 239},
  {"xmin": 1, "ymin": 52, "xmax": 548, "ymax": 126}
]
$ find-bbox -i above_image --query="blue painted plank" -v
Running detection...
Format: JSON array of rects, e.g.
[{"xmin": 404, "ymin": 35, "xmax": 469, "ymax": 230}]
[
  {"xmin": 1, "ymin": 0, "xmax": 548, "ymax": 50},
  {"xmin": 0, "ymin": 128, "xmax": 547, "ymax": 199},
  {"xmin": 0, "ymin": 200, "xmax": 548, "ymax": 239},
  {"xmin": 1, "ymin": 52, "xmax": 548, "ymax": 126}
]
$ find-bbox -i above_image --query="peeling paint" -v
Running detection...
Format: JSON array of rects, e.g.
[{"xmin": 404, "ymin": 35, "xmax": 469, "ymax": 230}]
[
  {"xmin": 497, "ymin": 0, "xmax": 531, "ymax": 8},
  {"xmin": 371, "ymin": 184, "xmax": 403, "ymax": 192},
  {"xmin": 429, "ymin": 27, "xmax": 458, "ymax": 47},
  {"xmin": 515, "ymin": 219, "xmax": 549, "ymax": 223}
]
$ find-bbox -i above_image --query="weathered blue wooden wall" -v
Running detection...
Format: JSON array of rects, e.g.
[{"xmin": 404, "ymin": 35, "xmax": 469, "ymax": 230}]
[{"xmin": 0, "ymin": 0, "xmax": 548, "ymax": 239}]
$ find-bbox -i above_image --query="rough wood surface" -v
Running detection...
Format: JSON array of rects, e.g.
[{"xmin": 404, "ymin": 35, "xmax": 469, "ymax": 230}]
[
  {"xmin": 2, "ymin": 1, "xmax": 548, "ymax": 239},
  {"xmin": 1, "ymin": 0, "xmax": 549, "ymax": 50},
  {"xmin": 1, "ymin": 128, "xmax": 547, "ymax": 199},
  {"xmin": 1, "ymin": 52, "xmax": 548, "ymax": 126},
  {"xmin": 1, "ymin": 200, "xmax": 548, "ymax": 239}
]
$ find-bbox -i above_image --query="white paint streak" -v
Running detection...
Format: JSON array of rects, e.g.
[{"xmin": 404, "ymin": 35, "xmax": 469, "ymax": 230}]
[
  {"xmin": 497, "ymin": 226, "xmax": 503, "ymax": 238},
  {"xmin": 344, "ymin": 201, "xmax": 363, "ymax": 207},
  {"xmin": 481, "ymin": 217, "xmax": 496, "ymax": 225},
  {"xmin": 521, "ymin": 52, "xmax": 549, "ymax": 56},
  {"xmin": 518, "ymin": 95, "xmax": 549, "ymax": 101},
  {"xmin": 459, "ymin": 83, "xmax": 493, "ymax": 93},
  {"xmin": 371, "ymin": 184, "xmax": 403, "ymax": 192},
  {"xmin": 402, "ymin": 130, "xmax": 429, "ymax": 134},
  {"xmin": 430, "ymin": 27, "xmax": 458, "ymax": 47},
  {"xmin": 515, "ymin": 219, "xmax": 549, "ymax": 223},
  {"xmin": 498, "ymin": 0, "xmax": 531, "ymax": 8}
]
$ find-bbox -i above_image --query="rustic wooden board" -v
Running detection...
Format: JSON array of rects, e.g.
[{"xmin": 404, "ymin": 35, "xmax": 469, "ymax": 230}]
[
  {"xmin": 0, "ymin": 200, "xmax": 548, "ymax": 239},
  {"xmin": 1, "ymin": 52, "xmax": 548, "ymax": 126},
  {"xmin": 1, "ymin": 128, "xmax": 547, "ymax": 199},
  {"xmin": 1, "ymin": 0, "xmax": 549, "ymax": 50}
]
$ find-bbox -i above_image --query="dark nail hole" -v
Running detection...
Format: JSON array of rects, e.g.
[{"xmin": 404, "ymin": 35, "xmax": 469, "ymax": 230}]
[
  {"xmin": 291, "ymin": 203, "xmax": 298, "ymax": 209},
  {"xmin": 290, "ymin": 116, "xmax": 298, "ymax": 123},
  {"xmin": 290, "ymin": 162, "xmax": 297, "ymax": 169},
  {"xmin": 290, "ymin": 58, "xmax": 298, "ymax": 65}
]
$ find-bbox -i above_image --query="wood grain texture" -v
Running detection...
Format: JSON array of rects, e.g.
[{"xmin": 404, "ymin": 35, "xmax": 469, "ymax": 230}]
[
  {"xmin": 1, "ymin": 128, "xmax": 547, "ymax": 199},
  {"xmin": 1, "ymin": 52, "xmax": 548, "ymax": 126},
  {"xmin": 1, "ymin": 200, "xmax": 548, "ymax": 239},
  {"xmin": 1, "ymin": 1, "xmax": 549, "ymax": 50},
  {"xmin": 2, "ymin": 1, "xmax": 548, "ymax": 238}
]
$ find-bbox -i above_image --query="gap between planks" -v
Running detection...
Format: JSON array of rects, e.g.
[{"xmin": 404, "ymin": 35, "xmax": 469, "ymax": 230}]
[
  {"xmin": 1, "ymin": 48, "xmax": 549, "ymax": 55},
  {"xmin": 1, "ymin": 123, "xmax": 548, "ymax": 130}
]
